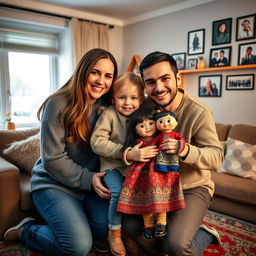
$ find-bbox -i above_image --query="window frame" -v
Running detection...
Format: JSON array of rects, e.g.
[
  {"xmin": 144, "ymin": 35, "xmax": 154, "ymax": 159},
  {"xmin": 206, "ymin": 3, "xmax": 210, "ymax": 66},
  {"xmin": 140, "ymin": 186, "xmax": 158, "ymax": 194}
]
[{"xmin": 0, "ymin": 47, "xmax": 58, "ymax": 129}]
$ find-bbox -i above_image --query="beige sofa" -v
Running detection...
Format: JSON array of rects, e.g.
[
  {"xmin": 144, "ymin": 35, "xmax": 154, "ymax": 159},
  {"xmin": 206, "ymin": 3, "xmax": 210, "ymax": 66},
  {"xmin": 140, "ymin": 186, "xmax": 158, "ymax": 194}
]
[
  {"xmin": 209, "ymin": 123, "xmax": 256, "ymax": 223},
  {"xmin": 0, "ymin": 123, "xmax": 255, "ymax": 243}
]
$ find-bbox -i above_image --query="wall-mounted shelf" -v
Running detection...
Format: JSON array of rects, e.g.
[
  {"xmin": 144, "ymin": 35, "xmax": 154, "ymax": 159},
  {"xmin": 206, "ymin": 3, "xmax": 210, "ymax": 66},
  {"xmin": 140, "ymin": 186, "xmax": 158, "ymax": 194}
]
[
  {"xmin": 127, "ymin": 55, "xmax": 142, "ymax": 72},
  {"xmin": 126, "ymin": 55, "xmax": 256, "ymax": 89},
  {"xmin": 178, "ymin": 64, "xmax": 256, "ymax": 88}
]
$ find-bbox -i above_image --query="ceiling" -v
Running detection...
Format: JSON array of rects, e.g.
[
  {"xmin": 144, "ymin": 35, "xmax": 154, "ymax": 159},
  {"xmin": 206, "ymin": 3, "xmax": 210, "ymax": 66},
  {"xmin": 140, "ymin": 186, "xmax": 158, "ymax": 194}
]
[{"xmin": 33, "ymin": 0, "xmax": 216, "ymax": 25}]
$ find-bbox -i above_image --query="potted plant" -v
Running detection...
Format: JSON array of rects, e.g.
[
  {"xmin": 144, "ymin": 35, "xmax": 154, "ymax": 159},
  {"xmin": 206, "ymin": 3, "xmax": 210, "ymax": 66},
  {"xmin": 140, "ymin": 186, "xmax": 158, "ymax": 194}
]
[{"xmin": 5, "ymin": 113, "xmax": 16, "ymax": 130}]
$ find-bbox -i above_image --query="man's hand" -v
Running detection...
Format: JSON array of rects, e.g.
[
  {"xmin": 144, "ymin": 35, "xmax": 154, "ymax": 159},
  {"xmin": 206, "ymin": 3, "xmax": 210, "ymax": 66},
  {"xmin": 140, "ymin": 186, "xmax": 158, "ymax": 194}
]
[
  {"xmin": 161, "ymin": 138, "xmax": 189, "ymax": 157},
  {"xmin": 127, "ymin": 141, "xmax": 158, "ymax": 162},
  {"xmin": 92, "ymin": 172, "xmax": 111, "ymax": 199},
  {"xmin": 160, "ymin": 138, "xmax": 179, "ymax": 154}
]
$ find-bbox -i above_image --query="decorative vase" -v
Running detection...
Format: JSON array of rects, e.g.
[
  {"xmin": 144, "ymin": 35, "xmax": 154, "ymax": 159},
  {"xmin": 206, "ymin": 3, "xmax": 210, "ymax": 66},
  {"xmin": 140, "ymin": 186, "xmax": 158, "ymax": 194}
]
[
  {"xmin": 6, "ymin": 122, "xmax": 16, "ymax": 130},
  {"xmin": 197, "ymin": 60, "xmax": 206, "ymax": 69}
]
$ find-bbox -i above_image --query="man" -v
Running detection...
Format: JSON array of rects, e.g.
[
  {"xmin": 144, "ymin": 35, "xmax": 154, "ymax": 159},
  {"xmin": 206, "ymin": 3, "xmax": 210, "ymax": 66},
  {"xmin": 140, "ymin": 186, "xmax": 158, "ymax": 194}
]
[
  {"xmin": 217, "ymin": 50, "xmax": 228, "ymax": 66},
  {"xmin": 123, "ymin": 51, "xmax": 223, "ymax": 255},
  {"xmin": 241, "ymin": 46, "xmax": 256, "ymax": 65},
  {"xmin": 239, "ymin": 19, "xmax": 253, "ymax": 38},
  {"xmin": 192, "ymin": 33, "xmax": 199, "ymax": 51}
]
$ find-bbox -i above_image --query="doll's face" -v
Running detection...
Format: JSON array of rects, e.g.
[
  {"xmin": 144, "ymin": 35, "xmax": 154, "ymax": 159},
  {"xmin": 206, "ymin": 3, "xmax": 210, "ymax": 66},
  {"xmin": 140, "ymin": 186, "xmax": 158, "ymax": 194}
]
[
  {"xmin": 156, "ymin": 114, "xmax": 177, "ymax": 132},
  {"xmin": 135, "ymin": 118, "xmax": 157, "ymax": 139}
]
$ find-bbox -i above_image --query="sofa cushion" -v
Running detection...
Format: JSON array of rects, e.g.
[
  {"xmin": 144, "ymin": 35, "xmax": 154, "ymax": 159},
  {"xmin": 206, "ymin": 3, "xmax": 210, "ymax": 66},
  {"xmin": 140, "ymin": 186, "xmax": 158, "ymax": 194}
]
[
  {"xmin": 218, "ymin": 137, "xmax": 256, "ymax": 180},
  {"xmin": 211, "ymin": 170, "xmax": 256, "ymax": 205},
  {"xmin": 3, "ymin": 133, "xmax": 40, "ymax": 173},
  {"xmin": 0, "ymin": 127, "xmax": 40, "ymax": 156}
]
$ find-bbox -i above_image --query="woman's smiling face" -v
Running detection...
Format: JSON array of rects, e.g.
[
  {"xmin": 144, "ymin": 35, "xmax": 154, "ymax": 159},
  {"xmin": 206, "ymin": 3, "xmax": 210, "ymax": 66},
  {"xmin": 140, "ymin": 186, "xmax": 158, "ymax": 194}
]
[{"xmin": 86, "ymin": 58, "xmax": 114, "ymax": 103}]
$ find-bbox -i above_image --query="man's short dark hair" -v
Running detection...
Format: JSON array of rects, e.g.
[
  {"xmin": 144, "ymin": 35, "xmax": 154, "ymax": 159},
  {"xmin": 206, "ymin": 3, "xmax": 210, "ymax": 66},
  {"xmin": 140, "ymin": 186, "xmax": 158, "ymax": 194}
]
[
  {"xmin": 242, "ymin": 19, "xmax": 250, "ymax": 25},
  {"xmin": 139, "ymin": 51, "xmax": 178, "ymax": 78},
  {"xmin": 246, "ymin": 46, "xmax": 252, "ymax": 51}
]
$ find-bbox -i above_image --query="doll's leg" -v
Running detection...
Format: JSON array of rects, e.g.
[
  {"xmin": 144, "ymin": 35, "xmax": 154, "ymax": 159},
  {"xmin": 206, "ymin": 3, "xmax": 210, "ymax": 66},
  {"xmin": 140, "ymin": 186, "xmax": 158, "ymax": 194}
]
[
  {"xmin": 142, "ymin": 214, "xmax": 155, "ymax": 239},
  {"xmin": 155, "ymin": 212, "xmax": 167, "ymax": 237}
]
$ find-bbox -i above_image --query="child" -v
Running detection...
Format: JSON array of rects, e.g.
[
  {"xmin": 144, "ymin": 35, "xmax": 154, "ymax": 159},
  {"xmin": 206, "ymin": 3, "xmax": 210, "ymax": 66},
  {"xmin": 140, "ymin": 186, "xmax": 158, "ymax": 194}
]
[
  {"xmin": 117, "ymin": 106, "xmax": 186, "ymax": 239},
  {"xmin": 90, "ymin": 72, "xmax": 145, "ymax": 256}
]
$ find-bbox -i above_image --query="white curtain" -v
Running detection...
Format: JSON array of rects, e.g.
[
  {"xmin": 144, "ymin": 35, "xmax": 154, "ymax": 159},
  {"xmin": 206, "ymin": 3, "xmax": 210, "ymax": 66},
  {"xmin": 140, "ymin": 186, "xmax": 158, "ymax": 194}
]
[{"xmin": 70, "ymin": 17, "xmax": 110, "ymax": 66}]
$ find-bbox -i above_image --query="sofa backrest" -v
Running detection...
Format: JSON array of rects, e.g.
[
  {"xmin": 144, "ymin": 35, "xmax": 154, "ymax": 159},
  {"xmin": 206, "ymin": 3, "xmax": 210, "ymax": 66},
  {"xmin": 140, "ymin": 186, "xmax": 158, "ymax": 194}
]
[
  {"xmin": 0, "ymin": 127, "xmax": 40, "ymax": 157},
  {"xmin": 215, "ymin": 123, "xmax": 232, "ymax": 141},
  {"xmin": 229, "ymin": 124, "xmax": 256, "ymax": 145}
]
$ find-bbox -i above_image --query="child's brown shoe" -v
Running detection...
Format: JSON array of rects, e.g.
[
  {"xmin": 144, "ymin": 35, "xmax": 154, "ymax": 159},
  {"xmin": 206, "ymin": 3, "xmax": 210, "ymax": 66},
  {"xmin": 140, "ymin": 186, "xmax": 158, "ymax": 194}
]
[{"xmin": 108, "ymin": 229, "xmax": 126, "ymax": 256}]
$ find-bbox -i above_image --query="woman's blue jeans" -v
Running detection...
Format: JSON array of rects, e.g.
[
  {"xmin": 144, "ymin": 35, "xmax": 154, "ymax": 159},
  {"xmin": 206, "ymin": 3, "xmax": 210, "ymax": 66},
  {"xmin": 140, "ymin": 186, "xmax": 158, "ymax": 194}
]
[
  {"xmin": 21, "ymin": 188, "xmax": 109, "ymax": 256},
  {"xmin": 103, "ymin": 169, "xmax": 124, "ymax": 229}
]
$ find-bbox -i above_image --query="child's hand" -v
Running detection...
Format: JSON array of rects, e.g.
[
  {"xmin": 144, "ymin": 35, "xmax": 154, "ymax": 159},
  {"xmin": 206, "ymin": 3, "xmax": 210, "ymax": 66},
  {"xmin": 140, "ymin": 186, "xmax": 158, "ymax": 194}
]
[{"xmin": 127, "ymin": 142, "xmax": 158, "ymax": 162}]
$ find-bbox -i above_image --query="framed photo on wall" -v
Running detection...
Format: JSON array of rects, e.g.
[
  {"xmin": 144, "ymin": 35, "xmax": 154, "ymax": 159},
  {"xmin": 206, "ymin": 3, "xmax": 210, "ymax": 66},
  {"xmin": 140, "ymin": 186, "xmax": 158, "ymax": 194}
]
[
  {"xmin": 209, "ymin": 46, "xmax": 232, "ymax": 67},
  {"xmin": 238, "ymin": 42, "xmax": 256, "ymax": 65},
  {"xmin": 236, "ymin": 14, "xmax": 256, "ymax": 41},
  {"xmin": 226, "ymin": 74, "xmax": 254, "ymax": 90},
  {"xmin": 199, "ymin": 75, "xmax": 222, "ymax": 97},
  {"xmin": 187, "ymin": 29, "xmax": 205, "ymax": 55},
  {"xmin": 187, "ymin": 58, "xmax": 198, "ymax": 69},
  {"xmin": 212, "ymin": 18, "xmax": 232, "ymax": 46},
  {"xmin": 172, "ymin": 52, "xmax": 186, "ymax": 70}
]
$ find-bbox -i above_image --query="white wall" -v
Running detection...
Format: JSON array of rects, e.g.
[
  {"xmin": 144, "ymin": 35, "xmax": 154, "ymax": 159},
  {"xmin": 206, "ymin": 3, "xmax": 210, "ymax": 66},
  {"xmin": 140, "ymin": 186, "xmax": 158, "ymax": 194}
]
[
  {"xmin": 109, "ymin": 26, "xmax": 124, "ymax": 73},
  {"xmin": 123, "ymin": 0, "xmax": 256, "ymax": 126}
]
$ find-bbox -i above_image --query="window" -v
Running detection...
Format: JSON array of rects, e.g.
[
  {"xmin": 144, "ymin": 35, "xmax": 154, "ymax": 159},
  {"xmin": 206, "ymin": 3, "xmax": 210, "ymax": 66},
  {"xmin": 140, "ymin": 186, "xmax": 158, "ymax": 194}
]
[
  {"xmin": 0, "ymin": 7, "xmax": 72, "ymax": 129},
  {"xmin": 7, "ymin": 52, "xmax": 56, "ymax": 127},
  {"xmin": 0, "ymin": 28, "xmax": 59, "ymax": 129}
]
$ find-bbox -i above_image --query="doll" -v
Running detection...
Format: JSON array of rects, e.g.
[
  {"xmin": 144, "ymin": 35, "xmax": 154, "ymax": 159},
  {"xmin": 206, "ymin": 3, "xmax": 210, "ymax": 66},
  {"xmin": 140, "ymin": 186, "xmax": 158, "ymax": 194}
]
[
  {"xmin": 154, "ymin": 109, "xmax": 186, "ymax": 172},
  {"xmin": 117, "ymin": 106, "xmax": 185, "ymax": 239}
]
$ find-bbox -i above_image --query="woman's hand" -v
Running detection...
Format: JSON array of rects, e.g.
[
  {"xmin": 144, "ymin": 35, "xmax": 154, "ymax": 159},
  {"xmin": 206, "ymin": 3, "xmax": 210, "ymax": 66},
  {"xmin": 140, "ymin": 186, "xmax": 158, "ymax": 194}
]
[
  {"xmin": 92, "ymin": 172, "xmax": 111, "ymax": 199},
  {"xmin": 127, "ymin": 142, "xmax": 158, "ymax": 162}
]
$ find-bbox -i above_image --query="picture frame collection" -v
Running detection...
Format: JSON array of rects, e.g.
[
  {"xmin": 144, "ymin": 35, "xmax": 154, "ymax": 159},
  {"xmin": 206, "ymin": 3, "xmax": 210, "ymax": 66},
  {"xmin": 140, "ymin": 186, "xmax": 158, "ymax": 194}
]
[
  {"xmin": 171, "ymin": 13, "xmax": 256, "ymax": 97},
  {"xmin": 173, "ymin": 13, "xmax": 256, "ymax": 70},
  {"xmin": 199, "ymin": 74, "xmax": 254, "ymax": 97}
]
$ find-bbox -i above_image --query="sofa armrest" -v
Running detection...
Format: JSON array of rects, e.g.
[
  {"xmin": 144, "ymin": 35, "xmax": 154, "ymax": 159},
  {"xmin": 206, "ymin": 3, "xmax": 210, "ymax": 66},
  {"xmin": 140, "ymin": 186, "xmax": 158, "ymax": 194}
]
[{"xmin": 0, "ymin": 156, "xmax": 21, "ymax": 239}]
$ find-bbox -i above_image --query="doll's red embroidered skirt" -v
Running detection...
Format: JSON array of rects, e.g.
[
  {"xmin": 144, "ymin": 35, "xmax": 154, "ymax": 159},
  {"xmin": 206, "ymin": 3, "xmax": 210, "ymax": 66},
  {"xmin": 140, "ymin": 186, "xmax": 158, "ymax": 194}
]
[{"xmin": 117, "ymin": 158, "xmax": 186, "ymax": 215}]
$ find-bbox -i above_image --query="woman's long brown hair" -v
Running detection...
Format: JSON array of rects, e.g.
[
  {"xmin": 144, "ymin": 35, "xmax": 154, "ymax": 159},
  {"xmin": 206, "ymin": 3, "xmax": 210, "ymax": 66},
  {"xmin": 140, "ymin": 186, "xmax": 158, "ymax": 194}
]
[{"xmin": 37, "ymin": 48, "xmax": 118, "ymax": 146}]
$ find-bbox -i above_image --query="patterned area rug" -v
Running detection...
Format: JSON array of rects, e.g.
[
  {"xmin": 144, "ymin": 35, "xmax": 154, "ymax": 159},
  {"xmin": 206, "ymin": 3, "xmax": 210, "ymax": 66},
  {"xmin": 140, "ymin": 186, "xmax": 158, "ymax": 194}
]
[
  {"xmin": 202, "ymin": 211, "xmax": 256, "ymax": 256},
  {"xmin": 0, "ymin": 210, "xmax": 255, "ymax": 256}
]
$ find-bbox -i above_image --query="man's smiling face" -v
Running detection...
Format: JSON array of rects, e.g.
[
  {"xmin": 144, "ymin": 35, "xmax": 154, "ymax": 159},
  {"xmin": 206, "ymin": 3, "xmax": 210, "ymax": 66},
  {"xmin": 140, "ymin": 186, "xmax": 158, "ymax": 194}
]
[{"xmin": 143, "ymin": 61, "xmax": 178, "ymax": 107}]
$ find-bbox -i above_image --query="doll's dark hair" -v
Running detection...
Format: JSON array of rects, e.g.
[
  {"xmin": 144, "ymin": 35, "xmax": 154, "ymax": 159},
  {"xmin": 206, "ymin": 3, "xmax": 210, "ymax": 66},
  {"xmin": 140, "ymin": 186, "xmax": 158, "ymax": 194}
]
[
  {"xmin": 121, "ymin": 106, "xmax": 156, "ymax": 151},
  {"xmin": 154, "ymin": 105, "xmax": 178, "ymax": 122},
  {"xmin": 154, "ymin": 109, "xmax": 178, "ymax": 122}
]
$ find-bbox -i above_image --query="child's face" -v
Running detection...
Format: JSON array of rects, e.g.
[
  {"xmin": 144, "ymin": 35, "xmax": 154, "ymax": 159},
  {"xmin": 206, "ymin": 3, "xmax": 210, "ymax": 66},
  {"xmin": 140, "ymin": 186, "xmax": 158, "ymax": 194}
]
[
  {"xmin": 156, "ymin": 114, "xmax": 177, "ymax": 132},
  {"xmin": 113, "ymin": 83, "xmax": 143, "ymax": 117},
  {"xmin": 135, "ymin": 119, "xmax": 156, "ymax": 139}
]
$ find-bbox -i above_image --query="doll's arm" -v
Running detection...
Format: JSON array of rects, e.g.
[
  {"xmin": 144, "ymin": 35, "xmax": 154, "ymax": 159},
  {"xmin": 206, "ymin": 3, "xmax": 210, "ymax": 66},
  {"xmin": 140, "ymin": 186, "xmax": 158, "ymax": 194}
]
[{"xmin": 174, "ymin": 132, "xmax": 186, "ymax": 155}]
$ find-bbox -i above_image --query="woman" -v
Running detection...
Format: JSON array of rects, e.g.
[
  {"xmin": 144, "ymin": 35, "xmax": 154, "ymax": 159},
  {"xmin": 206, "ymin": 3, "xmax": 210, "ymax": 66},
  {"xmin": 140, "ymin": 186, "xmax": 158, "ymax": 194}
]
[
  {"xmin": 4, "ymin": 48, "xmax": 118, "ymax": 256},
  {"xmin": 215, "ymin": 22, "xmax": 230, "ymax": 44}
]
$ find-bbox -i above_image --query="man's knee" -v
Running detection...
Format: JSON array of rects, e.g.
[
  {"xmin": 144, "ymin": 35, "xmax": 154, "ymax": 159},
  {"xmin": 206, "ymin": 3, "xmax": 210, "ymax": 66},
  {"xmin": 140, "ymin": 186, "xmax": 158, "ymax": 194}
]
[{"xmin": 163, "ymin": 235, "xmax": 194, "ymax": 256}]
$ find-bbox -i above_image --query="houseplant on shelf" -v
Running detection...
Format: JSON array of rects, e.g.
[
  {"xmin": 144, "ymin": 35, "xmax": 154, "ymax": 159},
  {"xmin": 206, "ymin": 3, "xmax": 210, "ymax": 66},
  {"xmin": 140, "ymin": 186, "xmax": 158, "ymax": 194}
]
[{"xmin": 5, "ymin": 113, "xmax": 16, "ymax": 130}]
